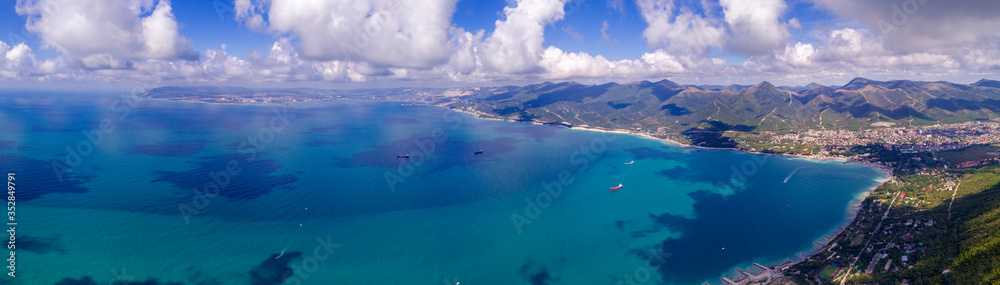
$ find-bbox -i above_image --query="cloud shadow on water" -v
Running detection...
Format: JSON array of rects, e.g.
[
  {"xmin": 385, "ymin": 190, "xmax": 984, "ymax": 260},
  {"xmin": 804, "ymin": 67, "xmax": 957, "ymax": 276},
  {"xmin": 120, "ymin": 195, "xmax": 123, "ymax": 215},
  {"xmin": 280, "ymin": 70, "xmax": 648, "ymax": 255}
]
[
  {"xmin": 0, "ymin": 154, "xmax": 90, "ymax": 201},
  {"xmin": 152, "ymin": 153, "xmax": 297, "ymax": 200},
  {"xmin": 637, "ymin": 184, "xmax": 820, "ymax": 284},
  {"xmin": 53, "ymin": 276, "xmax": 182, "ymax": 285},
  {"xmin": 19, "ymin": 235, "xmax": 66, "ymax": 254},
  {"xmin": 519, "ymin": 261, "xmax": 559, "ymax": 285},
  {"xmin": 249, "ymin": 252, "xmax": 303, "ymax": 285}
]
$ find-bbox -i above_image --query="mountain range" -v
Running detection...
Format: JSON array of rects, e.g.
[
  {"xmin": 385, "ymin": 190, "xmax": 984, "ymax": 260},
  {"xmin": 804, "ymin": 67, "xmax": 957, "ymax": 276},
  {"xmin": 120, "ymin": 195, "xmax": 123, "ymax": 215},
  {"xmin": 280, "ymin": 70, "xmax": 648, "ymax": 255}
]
[
  {"xmin": 449, "ymin": 78, "xmax": 1000, "ymax": 137},
  {"xmin": 143, "ymin": 78, "xmax": 1000, "ymax": 143}
]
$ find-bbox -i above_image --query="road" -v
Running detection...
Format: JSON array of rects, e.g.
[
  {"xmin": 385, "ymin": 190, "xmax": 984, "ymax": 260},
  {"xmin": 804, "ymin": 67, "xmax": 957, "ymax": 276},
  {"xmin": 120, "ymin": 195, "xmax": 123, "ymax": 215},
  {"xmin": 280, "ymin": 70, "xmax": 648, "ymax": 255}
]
[{"xmin": 838, "ymin": 191, "xmax": 900, "ymax": 285}]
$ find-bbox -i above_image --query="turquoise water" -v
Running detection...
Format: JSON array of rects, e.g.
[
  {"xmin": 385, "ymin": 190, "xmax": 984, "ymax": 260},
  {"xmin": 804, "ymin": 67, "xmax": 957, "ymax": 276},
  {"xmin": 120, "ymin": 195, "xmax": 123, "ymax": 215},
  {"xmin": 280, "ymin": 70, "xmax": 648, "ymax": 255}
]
[{"xmin": 0, "ymin": 93, "xmax": 885, "ymax": 284}]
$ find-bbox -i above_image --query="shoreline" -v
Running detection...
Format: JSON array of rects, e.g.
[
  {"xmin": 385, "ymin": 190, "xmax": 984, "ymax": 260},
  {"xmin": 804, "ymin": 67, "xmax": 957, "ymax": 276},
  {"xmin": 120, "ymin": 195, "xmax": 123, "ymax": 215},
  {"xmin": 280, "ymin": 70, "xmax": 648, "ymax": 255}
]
[
  {"xmin": 445, "ymin": 105, "xmax": 889, "ymax": 168},
  {"xmin": 445, "ymin": 104, "xmax": 896, "ymax": 281},
  {"xmin": 152, "ymin": 98, "xmax": 896, "ymax": 281}
]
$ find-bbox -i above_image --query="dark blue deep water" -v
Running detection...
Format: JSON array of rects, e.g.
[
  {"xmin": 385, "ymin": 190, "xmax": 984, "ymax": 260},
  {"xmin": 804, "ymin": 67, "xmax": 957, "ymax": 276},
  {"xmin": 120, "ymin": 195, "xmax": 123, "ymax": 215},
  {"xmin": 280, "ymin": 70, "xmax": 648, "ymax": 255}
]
[{"xmin": 0, "ymin": 92, "xmax": 885, "ymax": 284}]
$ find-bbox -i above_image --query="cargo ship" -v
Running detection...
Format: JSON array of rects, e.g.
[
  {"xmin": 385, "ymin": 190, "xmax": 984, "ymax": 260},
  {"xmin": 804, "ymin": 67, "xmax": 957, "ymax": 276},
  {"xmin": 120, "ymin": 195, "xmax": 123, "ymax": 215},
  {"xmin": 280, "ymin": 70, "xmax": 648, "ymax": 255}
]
[{"xmin": 610, "ymin": 183, "xmax": 623, "ymax": 191}]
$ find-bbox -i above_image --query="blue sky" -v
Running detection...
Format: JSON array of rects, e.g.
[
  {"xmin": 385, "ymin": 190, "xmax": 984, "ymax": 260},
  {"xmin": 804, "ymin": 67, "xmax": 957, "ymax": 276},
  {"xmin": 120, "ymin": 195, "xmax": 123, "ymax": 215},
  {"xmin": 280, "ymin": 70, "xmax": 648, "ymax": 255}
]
[{"xmin": 0, "ymin": 0, "xmax": 997, "ymax": 88}]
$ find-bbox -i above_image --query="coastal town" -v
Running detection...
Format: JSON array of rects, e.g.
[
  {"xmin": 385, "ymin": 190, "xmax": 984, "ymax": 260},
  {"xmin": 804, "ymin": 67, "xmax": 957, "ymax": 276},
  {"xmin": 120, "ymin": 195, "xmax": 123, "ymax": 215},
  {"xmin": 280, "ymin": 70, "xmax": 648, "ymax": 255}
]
[
  {"xmin": 765, "ymin": 122, "xmax": 1000, "ymax": 152},
  {"xmin": 704, "ymin": 122, "xmax": 1000, "ymax": 284}
]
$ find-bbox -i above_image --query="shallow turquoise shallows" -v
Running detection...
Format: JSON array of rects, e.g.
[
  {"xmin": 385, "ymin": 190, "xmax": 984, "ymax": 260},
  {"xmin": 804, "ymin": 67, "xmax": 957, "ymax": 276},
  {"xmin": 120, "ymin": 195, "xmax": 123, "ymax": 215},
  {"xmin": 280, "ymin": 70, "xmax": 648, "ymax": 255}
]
[{"xmin": 0, "ymin": 93, "xmax": 885, "ymax": 285}]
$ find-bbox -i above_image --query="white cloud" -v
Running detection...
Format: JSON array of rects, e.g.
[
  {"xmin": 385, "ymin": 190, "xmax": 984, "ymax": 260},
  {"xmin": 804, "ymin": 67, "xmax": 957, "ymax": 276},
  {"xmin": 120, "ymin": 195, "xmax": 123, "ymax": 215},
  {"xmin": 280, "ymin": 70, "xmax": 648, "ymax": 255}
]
[
  {"xmin": 234, "ymin": 0, "xmax": 267, "ymax": 32},
  {"xmin": 788, "ymin": 18, "xmax": 801, "ymax": 29},
  {"xmin": 606, "ymin": 0, "xmax": 625, "ymax": 12},
  {"xmin": 237, "ymin": 0, "xmax": 459, "ymax": 69},
  {"xmin": 719, "ymin": 0, "xmax": 791, "ymax": 55},
  {"xmin": 15, "ymin": 0, "xmax": 196, "ymax": 68},
  {"xmin": 778, "ymin": 42, "xmax": 814, "ymax": 67},
  {"xmin": 600, "ymin": 21, "xmax": 618, "ymax": 45},
  {"xmin": 5, "ymin": 43, "xmax": 32, "ymax": 62},
  {"xmin": 635, "ymin": 0, "xmax": 725, "ymax": 55},
  {"xmin": 1, "ymin": 41, "xmax": 32, "ymax": 78},
  {"xmin": 811, "ymin": 0, "xmax": 1000, "ymax": 53},
  {"xmin": 4, "ymin": 0, "xmax": 999, "ymax": 87},
  {"xmin": 479, "ymin": 0, "xmax": 570, "ymax": 74}
]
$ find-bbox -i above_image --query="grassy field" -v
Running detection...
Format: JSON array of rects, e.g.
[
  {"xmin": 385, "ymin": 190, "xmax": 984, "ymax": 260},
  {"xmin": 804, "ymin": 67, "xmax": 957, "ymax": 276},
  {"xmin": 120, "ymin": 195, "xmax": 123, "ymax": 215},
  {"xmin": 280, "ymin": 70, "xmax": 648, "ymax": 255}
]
[{"xmin": 817, "ymin": 263, "xmax": 843, "ymax": 281}]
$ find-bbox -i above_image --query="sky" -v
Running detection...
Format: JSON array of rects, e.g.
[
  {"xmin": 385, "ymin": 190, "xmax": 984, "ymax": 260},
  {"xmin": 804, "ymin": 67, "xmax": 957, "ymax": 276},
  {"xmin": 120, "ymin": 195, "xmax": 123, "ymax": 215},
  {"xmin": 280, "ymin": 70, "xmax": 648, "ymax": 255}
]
[{"xmin": 0, "ymin": 0, "xmax": 998, "ymax": 89}]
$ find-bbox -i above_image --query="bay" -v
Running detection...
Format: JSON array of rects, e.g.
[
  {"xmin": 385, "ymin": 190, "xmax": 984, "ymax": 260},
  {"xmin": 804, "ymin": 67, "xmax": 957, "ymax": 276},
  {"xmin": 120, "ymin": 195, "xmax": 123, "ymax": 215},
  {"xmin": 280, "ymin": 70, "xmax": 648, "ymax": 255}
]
[{"xmin": 0, "ymin": 93, "xmax": 886, "ymax": 284}]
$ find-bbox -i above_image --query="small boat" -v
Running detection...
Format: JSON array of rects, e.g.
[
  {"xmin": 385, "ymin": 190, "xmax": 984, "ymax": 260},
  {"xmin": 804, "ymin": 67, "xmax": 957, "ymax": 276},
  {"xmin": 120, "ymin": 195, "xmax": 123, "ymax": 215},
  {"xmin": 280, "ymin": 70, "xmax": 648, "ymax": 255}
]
[
  {"xmin": 396, "ymin": 154, "xmax": 410, "ymax": 158},
  {"xmin": 609, "ymin": 183, "xmax": 623, "ymax": 191},
  {"xmin": 474, "ymin": 150, "xmax": 484, "ymax": 154},
  {"xmin": 624, "ymin": 160, "xmax": 635, "ymax": 165}
]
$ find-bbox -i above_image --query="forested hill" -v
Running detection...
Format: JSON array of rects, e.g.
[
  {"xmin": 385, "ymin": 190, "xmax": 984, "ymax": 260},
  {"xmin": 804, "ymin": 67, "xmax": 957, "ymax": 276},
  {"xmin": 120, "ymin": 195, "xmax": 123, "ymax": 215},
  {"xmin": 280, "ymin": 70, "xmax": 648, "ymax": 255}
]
[{"xmin": 447, "ymin": 78, "xmax": 1000, "ymax": 136}]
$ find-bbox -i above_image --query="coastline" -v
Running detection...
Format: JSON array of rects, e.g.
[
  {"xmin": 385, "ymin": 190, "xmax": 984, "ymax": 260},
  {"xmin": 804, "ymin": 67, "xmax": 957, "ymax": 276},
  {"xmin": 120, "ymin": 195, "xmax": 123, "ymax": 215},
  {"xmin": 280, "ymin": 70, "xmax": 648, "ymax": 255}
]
[
  {"xmin": 444, "ymin": 105, "xmax": 889, "ymax": 169},
  {"xmin": 151, "ymin": 98, "xmax": 896, "ymax": 282},
  {"xmin": 776, "ymin": 173, "xmax": 891, "ymax": 268},
  {"xmin": 444, "ymin": 104, "xmax": 896, "ymax": 282}
]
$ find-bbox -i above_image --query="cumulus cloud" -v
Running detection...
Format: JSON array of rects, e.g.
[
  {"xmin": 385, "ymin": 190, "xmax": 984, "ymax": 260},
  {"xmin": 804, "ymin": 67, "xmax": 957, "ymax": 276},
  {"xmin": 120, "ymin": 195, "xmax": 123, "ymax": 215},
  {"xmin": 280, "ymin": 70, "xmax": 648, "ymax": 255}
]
[
  {"xmin": 4, "ymin": 43, "xmax": 32, "ymax": 62},
  {"xmin": 479, "ymin": 0, "xmax": 570, "ymax": 74},
  {"xmin": 4, "ymin": 0, "xmax": 999, "ymax": 87},
  {"xmin": 0, "ymin": 41, "xmax": 35, "ymax": 78},
  {"xmin": 15, "ymin": 0, "xmax": 197, "ymax": 69},
  {"xmin": 635, "ymin": 0, "xmax": 725, "ymax": 55},
  {"xmin": 777, "ymin": 42, "xmax": 814, "ymax": 67},
  {"xmin": 236, "ymin": 0, "xmax": 459, "ymax": 69},
  {"xmin": 719, "ymin": 0, "xmax": 791, "ymax": 55}
]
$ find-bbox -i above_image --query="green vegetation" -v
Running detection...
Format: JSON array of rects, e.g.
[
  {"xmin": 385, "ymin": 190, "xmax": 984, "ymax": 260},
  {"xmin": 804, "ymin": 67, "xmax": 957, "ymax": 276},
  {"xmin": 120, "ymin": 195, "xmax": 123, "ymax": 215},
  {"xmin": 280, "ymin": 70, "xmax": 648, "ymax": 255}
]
[
  {"xmin": 454, "ymin": 78, "xmax": 1000, "ymax": 140},
  {"xmin": 729, "ymin": 131, "xmax": 820, "ymax": 155},
  {"xmin": 938, "ymin": 144, "xmax": 1000, "ymax": 164},
  {"xmin": 789, "ymin": 165, "xmax": 1000, "ymax": 284}
]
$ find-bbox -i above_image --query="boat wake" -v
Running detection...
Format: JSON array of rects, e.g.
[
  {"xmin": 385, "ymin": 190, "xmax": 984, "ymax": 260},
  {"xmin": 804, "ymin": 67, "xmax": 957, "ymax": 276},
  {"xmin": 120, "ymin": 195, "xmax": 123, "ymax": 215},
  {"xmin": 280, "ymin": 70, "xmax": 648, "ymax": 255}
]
[
  {"xmin": 784, "ymin": 167, "xmax": 809, "ymax": 183},
  {"xmin": 275, "ymin": 246, "xmax": 289, "ymax": 259}
]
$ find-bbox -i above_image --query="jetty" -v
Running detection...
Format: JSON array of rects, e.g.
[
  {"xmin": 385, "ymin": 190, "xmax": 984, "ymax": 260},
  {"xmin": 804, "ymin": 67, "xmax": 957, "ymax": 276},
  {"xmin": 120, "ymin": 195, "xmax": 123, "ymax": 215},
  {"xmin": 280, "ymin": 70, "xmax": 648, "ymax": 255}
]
[{"xmin": 720, "ymin": 263, "xmax": 783, "ymax": 285}]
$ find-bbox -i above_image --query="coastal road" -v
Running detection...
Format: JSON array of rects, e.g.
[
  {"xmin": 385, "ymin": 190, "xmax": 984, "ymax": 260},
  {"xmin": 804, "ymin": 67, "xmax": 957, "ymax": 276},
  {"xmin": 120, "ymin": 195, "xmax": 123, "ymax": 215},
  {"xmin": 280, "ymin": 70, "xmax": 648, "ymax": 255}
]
[{"xmin": 838, "ymin": 191, "xmax": 899, "ymax": 284}]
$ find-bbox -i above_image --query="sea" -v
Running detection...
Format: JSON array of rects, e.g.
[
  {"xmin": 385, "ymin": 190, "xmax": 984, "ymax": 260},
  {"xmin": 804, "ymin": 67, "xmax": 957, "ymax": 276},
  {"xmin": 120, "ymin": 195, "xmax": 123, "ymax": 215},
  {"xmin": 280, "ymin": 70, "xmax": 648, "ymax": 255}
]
[{"xmin": 0, "ymin": 92, "xmax": 886, "ymax": 285}]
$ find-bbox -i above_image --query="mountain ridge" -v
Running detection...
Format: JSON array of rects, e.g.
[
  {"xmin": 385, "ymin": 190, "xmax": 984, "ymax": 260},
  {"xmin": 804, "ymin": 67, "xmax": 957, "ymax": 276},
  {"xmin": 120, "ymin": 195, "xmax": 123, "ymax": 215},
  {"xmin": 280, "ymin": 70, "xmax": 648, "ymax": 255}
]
[{"xmin": 446, "ymin": 78, "xmax": 1000, "ymax": 141}]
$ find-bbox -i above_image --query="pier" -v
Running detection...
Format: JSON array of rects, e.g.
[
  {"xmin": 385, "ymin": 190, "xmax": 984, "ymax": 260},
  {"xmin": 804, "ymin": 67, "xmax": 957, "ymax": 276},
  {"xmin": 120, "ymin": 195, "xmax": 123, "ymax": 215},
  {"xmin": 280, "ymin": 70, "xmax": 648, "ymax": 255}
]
[{"xmin": 753, "ymin": 263, "xmax": 770, "ymax": 270}]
